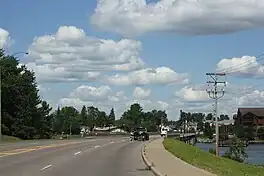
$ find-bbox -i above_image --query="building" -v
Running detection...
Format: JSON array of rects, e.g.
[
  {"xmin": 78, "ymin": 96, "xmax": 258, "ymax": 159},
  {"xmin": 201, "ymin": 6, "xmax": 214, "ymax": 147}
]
[
  {"xmin": 218, "ymin": 119, "xmax": 235, "ymax": 137},
  {"xmin": 234, "ymin": 108, "xmax": 264, "ymax": 137},
  {"xmin": 235, "ymin": 108, "xmax": 264, "ymax": 127}
]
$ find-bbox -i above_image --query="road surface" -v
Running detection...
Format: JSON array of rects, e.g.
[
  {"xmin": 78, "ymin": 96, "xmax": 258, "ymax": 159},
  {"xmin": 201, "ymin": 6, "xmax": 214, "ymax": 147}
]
[{"xmin": 0, "ymin": 137, "xmax": 154, "ymax": 176}]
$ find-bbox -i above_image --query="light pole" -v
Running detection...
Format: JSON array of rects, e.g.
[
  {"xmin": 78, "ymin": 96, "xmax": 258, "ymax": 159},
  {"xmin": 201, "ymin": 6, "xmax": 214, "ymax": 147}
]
[{"xmin": 0, "ymin": 51, "xmax": 29, "ymax": 142}]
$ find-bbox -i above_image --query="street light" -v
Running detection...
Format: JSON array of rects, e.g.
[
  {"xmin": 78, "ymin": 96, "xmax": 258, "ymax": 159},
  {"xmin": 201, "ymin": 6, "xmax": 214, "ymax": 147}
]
[
  {"xmin": 0, "ymin": 51, "xmax": 29, "ymax": 142},
  {"xmin": 12, "ymin": 52, "xmax": 29, "ymax": 57}
]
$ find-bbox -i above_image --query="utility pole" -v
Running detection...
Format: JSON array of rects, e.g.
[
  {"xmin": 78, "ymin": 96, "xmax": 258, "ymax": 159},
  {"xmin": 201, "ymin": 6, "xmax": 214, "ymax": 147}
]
[{"xmin": 206, "ymin": 73, "xmax": 226, "ymax": 156}]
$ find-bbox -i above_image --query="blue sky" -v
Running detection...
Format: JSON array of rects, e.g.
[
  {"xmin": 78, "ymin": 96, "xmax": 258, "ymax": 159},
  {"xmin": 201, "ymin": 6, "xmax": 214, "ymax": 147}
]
[{"xmin": 1, "ymin": 0, "xmax": 264, "ymax": 119}]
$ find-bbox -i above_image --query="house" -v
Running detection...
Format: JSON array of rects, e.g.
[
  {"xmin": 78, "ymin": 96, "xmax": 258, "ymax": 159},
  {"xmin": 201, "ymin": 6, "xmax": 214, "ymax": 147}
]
[
  {"xmin": 234, "ymin": 108, "xmax": 264, "ymax": 127},
  {"xmin": 179, "ymin": 121, "xmax": 198, "ymax": 133},
  {"xmin": 234, "ymin": 108, "xmax": 264, "ymax": 137},
  {"xmin": 218, "ymin": 119, "xmax": 235, "ymax": 136}
]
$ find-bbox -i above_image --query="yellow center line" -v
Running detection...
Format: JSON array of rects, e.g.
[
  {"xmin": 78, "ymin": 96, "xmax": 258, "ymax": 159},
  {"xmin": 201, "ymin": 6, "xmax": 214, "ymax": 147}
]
[{"xmin": 0, "ymin": 141, "xmax": 84, "ymax": 158}]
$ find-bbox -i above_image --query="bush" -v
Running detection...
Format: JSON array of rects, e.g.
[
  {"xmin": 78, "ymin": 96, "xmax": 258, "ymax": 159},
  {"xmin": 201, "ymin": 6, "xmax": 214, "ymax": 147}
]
[
  {"xmin": 208, "ymin": 148, "xmax": 216, "ymax": 155},
  {"xmin": 222, "ymin": 137, "xmax": 248, "ymax": 163}
]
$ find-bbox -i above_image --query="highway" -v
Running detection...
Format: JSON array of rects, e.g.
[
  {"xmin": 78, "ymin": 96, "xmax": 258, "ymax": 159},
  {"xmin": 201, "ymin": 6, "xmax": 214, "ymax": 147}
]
[{"xmin": 0, "ymin": 137, "xmax": 154, "ymax": 176}]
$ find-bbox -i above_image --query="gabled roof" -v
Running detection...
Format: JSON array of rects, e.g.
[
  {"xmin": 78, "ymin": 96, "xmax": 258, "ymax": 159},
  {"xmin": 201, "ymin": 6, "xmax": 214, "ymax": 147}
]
[{"xmin": 238, "ymin": 108, "xmax": 264, "ymax": 117}]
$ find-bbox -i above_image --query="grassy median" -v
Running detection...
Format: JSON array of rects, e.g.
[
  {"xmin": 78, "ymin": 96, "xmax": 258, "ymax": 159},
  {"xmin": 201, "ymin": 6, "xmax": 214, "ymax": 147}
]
[
  {"xmin": 163, "ymin": 138, "xmax": 264, "ymax": 176},
  {"xmin": 1, "ymin": 135, "xmax": 21, "ymax": 142}
]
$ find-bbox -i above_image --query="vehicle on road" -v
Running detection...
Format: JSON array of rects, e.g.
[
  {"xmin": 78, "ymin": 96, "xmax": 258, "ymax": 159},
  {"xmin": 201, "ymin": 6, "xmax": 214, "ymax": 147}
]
[
  {"xmin": 160, "ymin": 125, "xmax": 169, "ymax": 137},
  {"xmin": 130, "ymin": 127, "xmax": 149, "ymax": 141}
]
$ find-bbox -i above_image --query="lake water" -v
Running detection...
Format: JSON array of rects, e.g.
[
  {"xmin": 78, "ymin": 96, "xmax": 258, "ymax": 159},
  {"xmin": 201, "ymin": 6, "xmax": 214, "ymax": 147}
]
[{"xmin": 196, "ymin": 143, "xmax": 264, "ymax": 165}]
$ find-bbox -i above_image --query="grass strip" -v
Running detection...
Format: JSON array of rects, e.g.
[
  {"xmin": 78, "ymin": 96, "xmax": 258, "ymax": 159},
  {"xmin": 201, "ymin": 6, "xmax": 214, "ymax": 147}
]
[{"xmin": 163, "ymin": 138, "xmax": 264, "ymax": 176}]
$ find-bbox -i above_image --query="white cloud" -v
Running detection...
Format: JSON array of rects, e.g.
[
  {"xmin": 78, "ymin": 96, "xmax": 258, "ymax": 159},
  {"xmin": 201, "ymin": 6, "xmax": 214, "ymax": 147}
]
[
  {"xmin": 107, "ymin": 66, "xmax": 189, "ymax": 85},
  {"xmin": 175, "ymin": 85, "xmax": 209, "ymax": 102},
  {"xmin": 132, "ymin": 87, "xmax": 151, "ymax": 99},
  {"xmin": 237, "ymin": 89, "xmax": 264, "ymax": 107},
  {"xmin": 24, "ymin": 26, "xmax": 145, "ymax": 83},
  {"xmin": 56, "ymin": 83, "xmax": 264, "ymax": 120},
  {"xmin": 69, "ymin": 85, "xmax": 112, "ymax": 101},
  {"xmin": 216, "ymin": 56, "xmax": 264, "ymax": 77},
  {"xmin": 0, "ymin": 28, "xmax": 11, "ymax": 49},
  {"xmin": 91, "ymin": 0, "xmax": 264, "ymax": 36}
]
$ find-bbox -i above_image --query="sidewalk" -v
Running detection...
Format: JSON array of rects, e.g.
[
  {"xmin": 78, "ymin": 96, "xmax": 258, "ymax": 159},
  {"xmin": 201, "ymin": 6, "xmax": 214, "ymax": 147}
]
[{"xmin": 143, "ymin": 138, "xmax": 216, "ymax": 176}]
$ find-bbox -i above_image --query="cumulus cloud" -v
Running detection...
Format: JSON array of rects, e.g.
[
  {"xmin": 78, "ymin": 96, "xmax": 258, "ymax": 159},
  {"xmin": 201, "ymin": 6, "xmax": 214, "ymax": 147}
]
[
  {"xmin": 56, "ymin": 82, "xmax": 264, "ymax": 120},
  {"xmin": 0, "ymin": 28, "xmax": 11, "ymax": 49},
  {"xmin": 174, "ymin": 83, "xmax": 264, "ymax": 117},
  {"xmin": 69, "ymin": 85, "xmax": 112, "ymax": 101},
  {"xmin": 175, "ymin": 85, "xmax": 209, "ymax": 102},
  {"xmin": 91, "ymin": 0, "xmax": 264, "ymax": 36},
  {"xmin": 24, "ymin": 26, "xmax": 145, "ymax": 83},
  {"xmin": 59, "ymin": 85, "xmax": 127, "ymax": 106},
  {"xmin": 132, "ymin": 87, "xmax": 151, "ymax": 99},
  {"xmin": 107, "ymin": 66, "xmax": 189, "ymax": 85},
  {"xmin": 216, "ymin": 56, "xmax": 264, "ymax": 77}
]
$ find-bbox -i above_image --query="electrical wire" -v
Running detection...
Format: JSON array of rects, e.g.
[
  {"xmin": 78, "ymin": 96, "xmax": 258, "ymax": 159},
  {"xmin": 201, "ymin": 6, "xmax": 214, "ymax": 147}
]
[{"xmin": 216, "ymin": 53, "xmax": 264, "ymax": 74}]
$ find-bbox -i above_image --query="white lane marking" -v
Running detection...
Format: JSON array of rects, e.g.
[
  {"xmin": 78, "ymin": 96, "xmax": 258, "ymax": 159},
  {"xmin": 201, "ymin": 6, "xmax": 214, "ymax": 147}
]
[
  {"xmin": 74, "ymin": 151, "xmax": 81, "ymax": 155},
  {"xmin": 40, "ymin": 164, "xmax": 52, "ymax": 171},
  {"xmin": 94, "ymin": 145, "xmax": 100, "ymax": 148},
  {"xmin": 122, "ymin": 139, "xmax": 125, "ymax": 142},
  {"xmin": 109, "ymin": 141, "xmax": 115, "ymax": 144}
]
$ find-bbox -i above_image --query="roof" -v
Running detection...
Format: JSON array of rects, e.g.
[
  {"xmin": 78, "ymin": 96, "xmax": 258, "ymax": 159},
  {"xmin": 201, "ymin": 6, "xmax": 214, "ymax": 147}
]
[
  {"xmin": 218, "ymin": 119, "xmax": 234, "ymax": 125},
  {"xmin": 238, "ymin": 108, "xmax": 264, "ymax": 117}
]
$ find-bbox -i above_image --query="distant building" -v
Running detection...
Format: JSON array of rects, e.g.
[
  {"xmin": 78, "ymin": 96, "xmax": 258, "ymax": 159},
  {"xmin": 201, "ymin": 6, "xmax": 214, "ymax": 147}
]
[
  {"xmin": 234, "ymin": 108, "xmax": 264, "ymax": 137},
  {"xmin": 234, "ymin": 108, "xmax": 264, "ymax": 127}
]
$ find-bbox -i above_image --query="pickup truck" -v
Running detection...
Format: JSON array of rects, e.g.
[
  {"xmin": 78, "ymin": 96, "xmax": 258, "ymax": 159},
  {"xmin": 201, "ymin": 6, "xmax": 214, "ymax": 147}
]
[{"xmin": 130, "ymin": 127, "xmax": 149, "ymax": 141}]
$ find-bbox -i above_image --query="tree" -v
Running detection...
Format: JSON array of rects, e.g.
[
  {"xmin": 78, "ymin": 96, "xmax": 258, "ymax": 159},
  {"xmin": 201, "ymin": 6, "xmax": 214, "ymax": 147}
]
[
  {"xmin": 108, "ymin": 108, "xmax": 116, "ymax": 128},
  {"xmin": 220, "ymin": 114, "xmax": 230, "ymax": 121},
  {"xmin": 1, "ymin": 49, "xmax": 52, "ymax": 139},
  {"xmin": 59, "ymin": 106, "xmax": 80, "ymax": 135},
  {"xmin": 87, "ymin": 106, "xmax": 99, "ymax": 131},
  {"xmin": 80, "ymin": 105, "xmax": 88, "ymax": 126},
  {"xmin": 257, "ymin": 127, "xmax": 264, "ymax": 140},
  {"xmin": 37, "ymin": 101, "xmax": 53, "ymax": 138},
  {"xmin": 222, "ymin": 137, "xmax": 248, "ymax": 163},
  {"xmin": 203, "ymin": 122, "xmax": 214, "ymax": 139},
  {"xmin": 206, "ymin": 113, "xmax": 213, "ymax": 120}
]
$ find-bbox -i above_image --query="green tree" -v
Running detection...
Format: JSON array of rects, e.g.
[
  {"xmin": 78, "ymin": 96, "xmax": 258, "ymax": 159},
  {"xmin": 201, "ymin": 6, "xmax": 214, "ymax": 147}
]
[
  {"xmin": 96, "ymin": 111, "xmax": 108, "ymax": 128},
  {"xmin": 80, "ymin": 105, "xmax": 88, "ymax": 126},
  {"xmin": 1, "ymin": 49, "xmax": 52, "ymax": 139},
  {"xmin": 87, "ymin": 106, "xmax": 99, "ymax": 131},
  {"xmin": 222, "ymin": 137, "xmax": 248, "ymax": 163},
  {"xmin": 257, "ymin": 127, "xmax": 264, "ymax": 140},
  {"xmin": 37, "ymin": 101, "xmax": 53, "ymax": 138},
  {"xmin": 60, "ymin": 106, "xmax": 80, "ymax": 135},
  {"xmin": 203, "ymin": 122, "xmax": 214, "ymax": 139},
  {"xmin": 206, "ymin": 113, "xmax": 213, "ymax": 120},
  {"xmin": 220, "ymin": 114, "xmax": 230, "ymax": 121},
  {"xmin": 108, "ymin": 108, "xmax": 116, "ymax": 128}
]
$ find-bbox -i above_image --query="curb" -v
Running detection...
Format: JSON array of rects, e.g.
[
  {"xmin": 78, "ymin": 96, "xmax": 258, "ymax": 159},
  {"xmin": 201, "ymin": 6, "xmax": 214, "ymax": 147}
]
[{"xmin": 141, "ymin": 138, "xmax": 165, "ymax": 176}]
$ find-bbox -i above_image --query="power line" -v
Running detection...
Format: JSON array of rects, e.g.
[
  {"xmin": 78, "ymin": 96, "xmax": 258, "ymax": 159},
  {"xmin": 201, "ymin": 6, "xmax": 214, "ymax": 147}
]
[
  {"xmin": 217, "ymin": 53, "xmax": 264, "ymax": 73},
  {"xmin": 226, "ymin": 63, "xmax": 264, "ymax": 76}
]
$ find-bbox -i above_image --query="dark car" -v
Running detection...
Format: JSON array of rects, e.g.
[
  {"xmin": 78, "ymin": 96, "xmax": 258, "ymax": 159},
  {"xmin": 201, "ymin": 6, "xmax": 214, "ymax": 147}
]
[{"xmin": 130, "ymin": 127, "xmax": 149, "ymax": 141}]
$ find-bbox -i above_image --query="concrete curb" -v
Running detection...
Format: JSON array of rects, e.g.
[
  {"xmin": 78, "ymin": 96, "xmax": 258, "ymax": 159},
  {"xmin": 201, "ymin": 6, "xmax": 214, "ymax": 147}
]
[{"xmin": 141, "ymin": 138, "xmax": 165, "ymax": 176}]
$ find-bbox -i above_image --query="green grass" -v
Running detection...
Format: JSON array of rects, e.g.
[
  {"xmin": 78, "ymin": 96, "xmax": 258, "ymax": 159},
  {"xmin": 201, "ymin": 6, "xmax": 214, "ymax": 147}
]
[
  {"xmin": 163, "ymin": 138, "xmax": 264, "ymax": 176},
  {"xmin": 1, "ymin": 135, "xmax": 21, "ymax": 142}
]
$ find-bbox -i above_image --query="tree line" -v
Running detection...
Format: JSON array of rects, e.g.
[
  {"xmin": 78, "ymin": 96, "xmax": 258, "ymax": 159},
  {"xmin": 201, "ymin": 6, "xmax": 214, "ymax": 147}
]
[
  {"xmin": 172, "ymin": 110, "xmax": 231, "ymax": 138},
  {"xmin": 0, "ymin": 49, "xmax": 168, "ymax": 139}
]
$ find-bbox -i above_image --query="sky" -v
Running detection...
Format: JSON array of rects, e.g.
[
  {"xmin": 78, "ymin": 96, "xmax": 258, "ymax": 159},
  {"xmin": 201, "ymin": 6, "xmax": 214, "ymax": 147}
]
[{"xmin": 1, "ymin": 0, "xmax": 264, "ymax": 120}]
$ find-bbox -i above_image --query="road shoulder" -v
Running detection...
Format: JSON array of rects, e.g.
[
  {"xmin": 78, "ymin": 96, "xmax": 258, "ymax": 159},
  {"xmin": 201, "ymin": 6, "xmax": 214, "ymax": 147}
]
[{"xmin": 141, "ymin": 138, "xmax": 216, "ymax": 176}]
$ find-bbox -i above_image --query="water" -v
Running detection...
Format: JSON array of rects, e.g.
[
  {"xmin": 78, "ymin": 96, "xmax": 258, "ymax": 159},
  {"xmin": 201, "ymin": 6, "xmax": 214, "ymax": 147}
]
[{"xmin": 196, "ymin": 143, "xmax": 264, "ymax": 165}]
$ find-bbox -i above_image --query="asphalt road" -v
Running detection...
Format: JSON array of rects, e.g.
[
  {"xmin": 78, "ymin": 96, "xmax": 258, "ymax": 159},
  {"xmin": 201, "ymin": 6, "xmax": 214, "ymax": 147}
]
[{"xmin": 0, "ymin": 137, "xmax": 154, "ymax": 176}]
